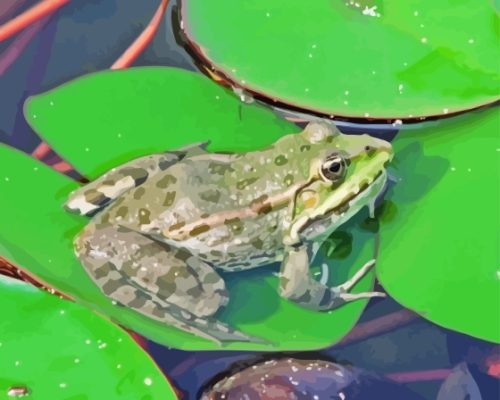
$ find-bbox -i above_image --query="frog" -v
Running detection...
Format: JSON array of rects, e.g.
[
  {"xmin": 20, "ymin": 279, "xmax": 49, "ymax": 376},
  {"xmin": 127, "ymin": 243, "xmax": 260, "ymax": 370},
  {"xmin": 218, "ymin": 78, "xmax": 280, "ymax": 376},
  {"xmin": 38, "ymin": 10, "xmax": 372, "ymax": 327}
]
[{"xmin": 65, "ymin": 122, "xmax": 393, "ymax": 344}]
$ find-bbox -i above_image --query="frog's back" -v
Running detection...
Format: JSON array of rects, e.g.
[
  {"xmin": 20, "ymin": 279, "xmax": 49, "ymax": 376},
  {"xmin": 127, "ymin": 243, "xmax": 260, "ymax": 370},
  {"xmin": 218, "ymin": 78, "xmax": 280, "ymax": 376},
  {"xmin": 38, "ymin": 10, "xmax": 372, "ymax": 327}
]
[{"xmin": 100, "ymin": 142, "xmax": 309, "ymax": 270}]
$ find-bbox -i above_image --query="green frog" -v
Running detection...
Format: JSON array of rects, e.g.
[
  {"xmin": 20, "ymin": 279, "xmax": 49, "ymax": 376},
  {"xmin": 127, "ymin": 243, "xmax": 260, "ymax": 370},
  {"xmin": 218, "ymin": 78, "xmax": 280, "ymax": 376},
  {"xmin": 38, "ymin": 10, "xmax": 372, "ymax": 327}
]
[{"xmin": 65, "ymin": 122, "xmax": 393, "ymax": 344}]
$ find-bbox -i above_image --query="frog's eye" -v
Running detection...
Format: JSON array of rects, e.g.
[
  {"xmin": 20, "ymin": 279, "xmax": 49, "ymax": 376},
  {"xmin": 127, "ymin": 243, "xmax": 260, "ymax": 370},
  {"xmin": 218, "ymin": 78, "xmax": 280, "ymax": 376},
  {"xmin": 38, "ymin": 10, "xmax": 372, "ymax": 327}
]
[{"xmin": 320, "ymin": 154, "xmax": 347, "ymax": 182}]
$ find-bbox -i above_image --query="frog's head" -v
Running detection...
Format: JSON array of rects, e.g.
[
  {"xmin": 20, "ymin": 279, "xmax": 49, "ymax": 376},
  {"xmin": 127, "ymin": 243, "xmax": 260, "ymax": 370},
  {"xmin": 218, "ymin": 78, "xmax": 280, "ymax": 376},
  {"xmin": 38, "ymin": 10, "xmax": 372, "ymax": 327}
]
[{"xmin": 288, "ymin": 122, "xmax": 393, "ymax": 242}]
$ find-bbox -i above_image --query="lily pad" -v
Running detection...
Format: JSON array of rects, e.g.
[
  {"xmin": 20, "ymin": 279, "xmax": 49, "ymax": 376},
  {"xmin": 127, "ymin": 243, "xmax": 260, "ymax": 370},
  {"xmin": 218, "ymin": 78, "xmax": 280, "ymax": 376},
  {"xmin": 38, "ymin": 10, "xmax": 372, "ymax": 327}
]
[
  {"xmin": 24, "ymin": 67, "xmax": 299, "ymax": 179},
  {"xmin": 0, "ymin": 275, "xmax": 176, "ymax": 399},
  {"xmin": 12, "ymin": 67, "xmax": 381, "ymax": 350},
  {"xmin": 0, "ymin": 142, "xmax": 376, "ymax": 351},
  {"xmin": 377, "ymin": 106, "xmax": 500, "ymax": 342},
  {"xmin": 180, "ymin": 0, "xmax": 499, "ymax": 119}
]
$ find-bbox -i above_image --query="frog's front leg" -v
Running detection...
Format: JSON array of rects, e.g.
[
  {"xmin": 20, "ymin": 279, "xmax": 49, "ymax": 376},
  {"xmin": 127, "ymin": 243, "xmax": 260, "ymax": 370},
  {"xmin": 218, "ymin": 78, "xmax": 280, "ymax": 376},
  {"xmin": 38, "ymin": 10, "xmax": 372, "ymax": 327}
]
[
  {"xmin": 75, "ymin": 221, "xmax": 262, "ymax": 344},
  {"xmin": 279, "ymin": 244, "xmax": 385, "ymax": 311}
]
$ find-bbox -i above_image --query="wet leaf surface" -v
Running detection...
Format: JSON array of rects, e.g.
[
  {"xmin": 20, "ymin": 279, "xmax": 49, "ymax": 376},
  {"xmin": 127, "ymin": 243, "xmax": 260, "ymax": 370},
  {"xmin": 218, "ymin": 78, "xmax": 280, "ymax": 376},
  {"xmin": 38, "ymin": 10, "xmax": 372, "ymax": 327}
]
[
  {"xmin": 0, "ymin": 275, "xmax": 176, "ymax": 399},
  {"xmin": 377, "ymin": 107, "xmax": 500, "ymax": 342},
  {"xmin": 181, "ymin": 0, "xmax": 499, "ymax": 119}
]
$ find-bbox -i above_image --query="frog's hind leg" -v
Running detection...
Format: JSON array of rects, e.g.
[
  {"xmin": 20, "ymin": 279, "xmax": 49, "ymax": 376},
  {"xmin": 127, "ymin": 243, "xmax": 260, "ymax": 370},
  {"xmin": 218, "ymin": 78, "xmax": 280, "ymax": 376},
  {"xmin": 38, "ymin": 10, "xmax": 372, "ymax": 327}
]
[
  {"xmin": 75, "ymin": 222, "xmax": 262, "ymax": 344},
  {"xmin": 65, "ymin": 142, "xmax": 209, "ymax": 216}
]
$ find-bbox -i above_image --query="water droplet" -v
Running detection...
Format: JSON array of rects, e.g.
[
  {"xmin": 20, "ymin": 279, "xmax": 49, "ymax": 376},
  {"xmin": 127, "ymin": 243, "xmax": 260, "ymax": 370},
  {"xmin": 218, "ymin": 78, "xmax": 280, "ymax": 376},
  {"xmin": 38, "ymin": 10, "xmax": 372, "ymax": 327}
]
[
  {"xmin": 266, "ymin": 12, "xmax": 271, "ymax": 17},
  {"xmin": 215, "ymin": 95, "xmax": 220, "ymax": 100},
  {"xmin": 392, "ymin": 119, "xmax": 403, "ymax": 127},
  {"xmin": 117, "ymin": 133, "xmax": 122, "ymax": 139},
  {"xmin": 344, "ymin": 90, "xmax": 349, "ymax": 96},
  {"xmin": 451, "ymin": 167, "xmax": 456, "ymax": 172},
  {"xmin": 59, "ymin": 383, "xmax": 67, "ymax": 389},
  {"xmin": 59, "ymin": 310, "xmax": 65, "ymax": 315},
  {"xmin": 467, "ymin": 168, "xmax": 472, "ymax": 172},
  {"xmin": 312, "ymin": 44, "xmax": 317, "ymax": 49},
  {"xmin": 5, "ymin": 177, "xmax": 9, "ymax": 182},
  {"xmin": 85, "ymin": 339, "xmax": 91, "ymax": 345},
  {"xmin": 468, "ymin": 38, "xmax": 474, "ymax": 44},
  {"xmin": 443, "ymin": 108, "xmax": 449, "ymax": 114},
  {"xmin": 304, "ymin": 88, "xmax": 310, "ymax": 92},
  {"xmin": 49, "ymin": 101, "xmax": 54, "ymax": 106},
  {"xmin": 98, "ymin": 343, "xmax": 107, "ymax": 349},
  {"xmin": 32, "ymin": 115, "xmax": 37, "ymax": 119},
  {"xmin": 421, "ymin": 37, "xmax": 428, "ymax": 43},
  {"xmin": 414, "ymin": 11, "xmax": 419, "ymax": 16},
  {"xmin": 85, "ymin": 147, "xmax": 90, "ymax": 152},
  {"xmin": 144, "ymin": 377, "xmax": 153, "ymax": 386},
  {"xmin": 364, "ymin": 112, "xmax": 370, "ymax": 117},
  {"xmin": 74, "ymin": 358, "xmax": 80, "ymax": 363},
  {"xmin": 343, "ymin": 100, "xmax": 349, "ymax": 105},
  {"xmin": 15, "ymin": 360, "xmax": 21, "ymax": 367},
  {"xmin": 7, "ymin": 386, "xmax": 30, "ymax": 397},
  {"xmin": 117, "ymin": 363, "xmax": 122, "ymax": 369},
  {"xmin": 33, "ymin": 167, "xmax": 38, "ymax": 171}
]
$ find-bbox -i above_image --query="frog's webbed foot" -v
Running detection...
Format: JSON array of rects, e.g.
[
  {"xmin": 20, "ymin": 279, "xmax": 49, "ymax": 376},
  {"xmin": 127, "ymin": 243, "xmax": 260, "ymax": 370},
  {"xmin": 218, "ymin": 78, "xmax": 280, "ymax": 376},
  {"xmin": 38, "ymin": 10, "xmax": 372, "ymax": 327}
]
[
  {"xmin": 65, "ymin": 141, "xmax": 209, "ymax": 216},
  {"xmin": 75, "ymin": 222, "xmax": 265, "ymax": 345},
  {"xmin": 279, "ymin": 246, "xmax": 385, "ymax": 312}
]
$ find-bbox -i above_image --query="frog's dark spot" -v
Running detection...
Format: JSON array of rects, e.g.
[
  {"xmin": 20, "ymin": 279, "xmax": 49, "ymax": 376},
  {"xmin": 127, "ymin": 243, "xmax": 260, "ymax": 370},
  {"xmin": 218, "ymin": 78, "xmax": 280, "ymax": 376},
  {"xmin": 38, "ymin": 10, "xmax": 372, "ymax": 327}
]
[
  {"xmin": 300, "ymin": 144, "xmax": 311, "ymax": 152},
  {"xmin": 100, "ymin": 213, "xmax": 110, "ymax": 224},
  {"xmin": 152, "ymin": 306, "xmax": 165, "ymax": 319},
  {"xmin": 189, "ymin": 224, "xmax": 210, "ymax": 236},
  {"xmin": 115, "ymin": 206, "xmax": 129, "ymax": 218},
  {"xmin": 122, "ymin": 167, "xmax": 149, "ymax": 185},
  {"xmin": 102, "ymin": 278, "xmax": 123, "ymax": 295},
  {"xmin": 283, "ymin": 174, "xmax": 294, "ymax": 186},
  {"xmin": 228, "ymin": 252, "xmax": 238, "ymax": 258},
  {"xmin": 251, "ymin": 238, "xmax": 264, "ymax": 250},
  {"xmin": 84, "ymin": 189, "xmax": 108, "ymax": 205},
  {"xmin": 138, "ymin": 208, "xmax": 151, "ymax": 225},
  {"xmin": 200, "ymin": 213, "xmax": 210, "ymax": 219},
  {"xmin": 156, "ymin": 174, "xmax": 177, "ymax": 188},
  {"xmin": 199, "ymin": 189, "xmax": 221, "ymax": 203},
  {"xmin": 163, "ymin": 191, "xmax": 176, "ymax": 207},
  {"xmin": 93, "ymin": 262, "xmax": 114, "ymax": 279},
  {"xmin": 249, "ymin": 194, "xmax": 269, "ymax": 210},
  {"xmin": 127, "ymin": 290, "xmax": 147, "ymax": 308},
  {"xmin": 210, "ymin": 250, "xmax": 223, "ymax": 257},
  {"xmin": 173, "ymin": 248, "xmax": 191, "ymax": 262},
  {"xmin": 257, "ymin": 203, "xmax": 273, "ymax": 215},
  {"xmin": 236, "ymin": 177, "xmax": 259, "ymax": 190},
  {"xmin": 204, "ymin": 271, "xmax": 222, "ymax": 285},
  {"xmin": 208, "ymin": 162, "xmax": 234, "ymax": 175},
  {"xmin": 274, "ymin": 155, "xmax": 288, "ymax": 166},
  {"xmin": 168, "ymin": 221, "xmax": 186, "ymax": 231},
  {"xmin": 133, "ymin": 187, "xmax": 146, "ymax": 200},
  {"xmin": 186, "ymin": 286, "xmax": 203, "ymax": 298},
  {"xmin": 326, "ymin": 135, "xmax": 334, "ymax": 143},
  {"xmin": 224, "ymin": 217, "xmax": 244, "ymax": 234}
]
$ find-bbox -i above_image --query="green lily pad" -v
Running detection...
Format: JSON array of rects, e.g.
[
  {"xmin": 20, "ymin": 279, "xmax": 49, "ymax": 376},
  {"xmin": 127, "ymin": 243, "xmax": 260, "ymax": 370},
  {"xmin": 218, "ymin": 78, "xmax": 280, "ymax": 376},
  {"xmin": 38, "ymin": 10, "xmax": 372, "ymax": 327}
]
[
  {"xmin": 180, "ymin": 0, "xmax": 499, "ymax": 119},
  {"xmin": 377, "ymin": 106, "xmax": 500, "ymax": 342},
  {"xmin": 24, "ymin": 67, "xmax": 299, "ymax": 179},
  {"xmin": 15, "ymin": 68, "xmax": 380, "ymax": 350},
  {"xmin": 0, "ymin": 275, "xmax": 176, "ymax": 399},
  {"xmin": 0, "ymin": 143, "xmax": 377, "ymax": 350}
]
